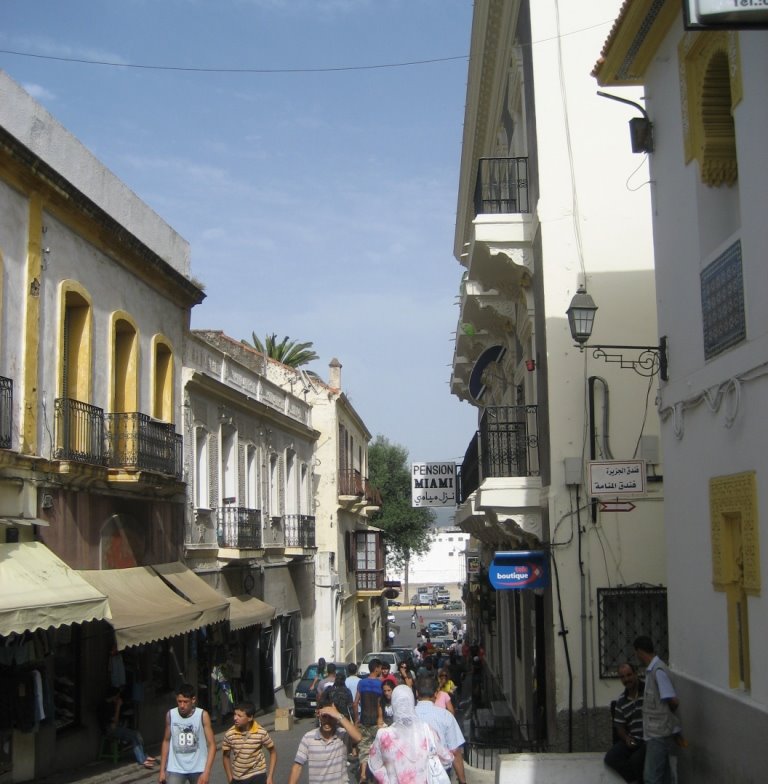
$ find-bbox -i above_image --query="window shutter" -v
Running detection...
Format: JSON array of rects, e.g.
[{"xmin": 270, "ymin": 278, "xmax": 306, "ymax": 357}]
[
  {"xmin": 208, "ymin": 431, "xmax": 219, "ymax": 508},
  {"xmin": 238, "ymin": 442, "xmax": 247, "ymax": 505}
]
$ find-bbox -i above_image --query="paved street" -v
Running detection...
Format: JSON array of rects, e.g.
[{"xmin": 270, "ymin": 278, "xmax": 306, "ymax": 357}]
[{"xmin": 38, "ymin": 606, "xmax": 480, "ymax": 784}]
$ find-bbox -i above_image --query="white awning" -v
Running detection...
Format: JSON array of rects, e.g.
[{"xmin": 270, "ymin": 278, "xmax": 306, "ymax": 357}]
[
  {"xmin": 227, "ymin": 594, "xmax": 276, "ymax": 631},
  {"xmin": 80, "ymin": 563, "xmax": 229, "ymax": 650},
  {"xmin": 0, "ymin": 542, "xmax": 110, "ymax": 637}
]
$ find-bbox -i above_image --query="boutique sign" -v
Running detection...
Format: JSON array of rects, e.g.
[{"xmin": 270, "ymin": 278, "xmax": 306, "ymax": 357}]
[{"xmin": 489, "ymin": 551, "xmax": 548, "ymax": 590}]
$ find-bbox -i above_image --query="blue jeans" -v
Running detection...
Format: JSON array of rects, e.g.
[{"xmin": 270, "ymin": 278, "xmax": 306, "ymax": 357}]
[
  {"xmin": 644, "ymin": 736, "xmax": 676, "ymax": 784},
  {"xmin": 164, "ymin": 773, "xmax": 203, "ymax": 784},
  {"xmin": 107, "ymin": 725, "xmax": 148, "ymax": 765}
]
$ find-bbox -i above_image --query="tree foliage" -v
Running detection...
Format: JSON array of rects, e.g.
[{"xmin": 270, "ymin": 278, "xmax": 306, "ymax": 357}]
[
  {"xmin": 367, "ymin": 435, "xmax": 435, "ymax": 570},
  {"xmin": 244, "ymin": 332, "xmax": 319, "ymax": 368}
]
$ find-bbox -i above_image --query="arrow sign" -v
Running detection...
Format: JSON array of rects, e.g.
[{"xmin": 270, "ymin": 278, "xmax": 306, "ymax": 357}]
[{"xmin": 599, "ymin": 501, "xmax": 636, "ymax": 513}]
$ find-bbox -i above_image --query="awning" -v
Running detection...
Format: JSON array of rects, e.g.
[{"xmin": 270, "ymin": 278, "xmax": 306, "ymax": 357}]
[
  {"xmin": 0, "ymin": 517, "xmax": 50, "ymax": 527},
  {"xmin": 0, "ymin": 542, "xmax": 110, "ymax": 637},
  {"xmin": 80, "ymin": 563, "xmax": 229, "ymax": 650},
  {"xmin": 227, "ymin": 594, "xmax": 276, "ymax": 631}
]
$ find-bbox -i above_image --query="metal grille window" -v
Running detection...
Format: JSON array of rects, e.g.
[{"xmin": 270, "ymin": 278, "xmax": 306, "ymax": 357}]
[{"xmin": 597, "ymin": 585, "xmax": 668, "ymax": 678}]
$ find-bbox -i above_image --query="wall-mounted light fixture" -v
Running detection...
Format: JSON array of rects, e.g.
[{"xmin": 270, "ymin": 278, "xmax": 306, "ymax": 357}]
[
  {"xmin": 525, "ymin": 358, "xmax": 536, "ymax": 372},
  {"xmin": 566, "ymin": 287, "xmax": 668, "ymax": 380},
  {"xmin": 597, "ymin": 91, "xmax": 654, "ymax": 154}
]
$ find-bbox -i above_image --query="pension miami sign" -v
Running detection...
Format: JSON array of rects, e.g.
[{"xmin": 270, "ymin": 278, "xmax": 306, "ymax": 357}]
[{"xmin": 411, "ymin": 462, "xmax": 457, "ymax": 508}]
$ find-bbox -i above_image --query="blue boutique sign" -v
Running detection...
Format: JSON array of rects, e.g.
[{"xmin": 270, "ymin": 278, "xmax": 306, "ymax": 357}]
[{"xmin": 489, "ymin": 551, "xmax": 548, "ymax": 590}]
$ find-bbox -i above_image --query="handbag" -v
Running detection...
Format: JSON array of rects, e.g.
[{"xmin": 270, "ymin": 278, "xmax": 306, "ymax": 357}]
[{"xmin": 423, "ymin": 725, "xmax": 451, "ymax": 784}]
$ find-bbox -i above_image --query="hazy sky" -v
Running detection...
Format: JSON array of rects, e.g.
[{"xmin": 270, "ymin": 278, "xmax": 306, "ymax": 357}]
[{"xmin": 1, "ymin": 0, "xmax": 479, "ymax": 468}]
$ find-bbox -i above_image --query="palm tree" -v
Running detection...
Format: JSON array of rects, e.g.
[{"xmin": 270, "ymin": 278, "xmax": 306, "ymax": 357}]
[{"xmin": 244, "ymin": 333, "xmax": 319, "ymax": 368}]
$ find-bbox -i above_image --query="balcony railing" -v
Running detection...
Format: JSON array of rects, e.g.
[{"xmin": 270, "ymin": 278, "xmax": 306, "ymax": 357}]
[
  {"xmin": 338, "ymin": 468, "xmax": 365, "ymax": 496},
  {"xmin": 104, "ymin": 412, "xmax": 183, "ymax": 478},
  {"xmin": 54, "ymin": 397, "xmax": 105, "ymax": 465},
  {"xmin": 338, "ymin": 469, "xmax": 382, "ymax": 506},
  {"xmin": 0, "ymin": 376, "xmax": 12, "ymax": 449},
  {"xmin": 356, "ymin": 569, "xmax": 385, "ymax": 591},
  {"xmin": 284, "ymin": 514, "xmax": 316, "ymax": 547},
  {"xmin": 217, "ymin": 506, "xmax": 262, "ymax": 549},
  {"xmin": 474, "ymin": 157, "xmax": 529, "ymax": 216},
  {"xmin": 459, "ymin": 405, "xmax": 539, "ymax": 502}
]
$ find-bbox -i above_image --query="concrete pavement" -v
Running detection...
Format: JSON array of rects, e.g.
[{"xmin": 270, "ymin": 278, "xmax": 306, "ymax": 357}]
[{"xmin": 37, "ymin": 706, "xmax": 493, "ymax": 784}]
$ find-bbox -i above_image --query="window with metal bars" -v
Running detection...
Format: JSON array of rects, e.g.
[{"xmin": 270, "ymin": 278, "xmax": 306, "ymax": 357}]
[{"xmin": 597, "ymin": 584, "xmax": 668, "ymax": 678}]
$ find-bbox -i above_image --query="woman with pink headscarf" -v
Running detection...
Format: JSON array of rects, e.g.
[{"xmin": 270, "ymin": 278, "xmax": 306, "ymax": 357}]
[{"xmin": 368, "ymin": 684, "xmax": 453, "ymax": 784}]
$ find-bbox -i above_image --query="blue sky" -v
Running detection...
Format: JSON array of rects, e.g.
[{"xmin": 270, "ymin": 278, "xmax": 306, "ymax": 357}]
[{"xmin": 1, "ymin": 0, "xmax": 479, "ymax": 470}]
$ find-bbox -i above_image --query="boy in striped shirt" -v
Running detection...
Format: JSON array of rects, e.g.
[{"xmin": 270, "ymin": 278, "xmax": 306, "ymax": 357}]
[
  {"xmin": 221, "ymin": 702, "xmax": 277, "ymax": 784},
  {"xmin": 288, "ymin": 704, "xmax": 361, "ymax": 784}
]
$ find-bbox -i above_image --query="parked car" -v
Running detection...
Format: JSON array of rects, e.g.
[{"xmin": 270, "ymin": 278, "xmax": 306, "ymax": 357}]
[
  {"xmin": 427, "ymin": 620, "xmax": 448, "ymax": 636},
  {"xmin": 445, "ymin": 600, "xmax": 463, "ymax": 611},
  {"xmin": 293, "ymin": 661, "xmax": 348, "ymax": 717},
  {"xmin": 387, "ymin": 599, "xmax": 402, "ymax": 607},
  {"xmin": 387, "ymin": 612, "xmax": 396, "ymax": 623},
  {"xmin": 358, "ymin": 651, "xmax": 401, "ymax": 677}
]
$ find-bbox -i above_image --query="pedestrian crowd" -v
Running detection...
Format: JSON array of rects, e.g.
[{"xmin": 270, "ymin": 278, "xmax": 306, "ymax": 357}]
[
  {"xmin": 145, "ymin": 641, "xmax": 474, "ymax": 784},
  {"xmin": 114, "ymin": 631, "xmax": 679, "ymax": 784}
]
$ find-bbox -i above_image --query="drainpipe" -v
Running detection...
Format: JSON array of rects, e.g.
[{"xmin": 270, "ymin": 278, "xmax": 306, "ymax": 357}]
[{"xmin": 576, "ymin": 485, "xmax": 589, "ymax": 749}]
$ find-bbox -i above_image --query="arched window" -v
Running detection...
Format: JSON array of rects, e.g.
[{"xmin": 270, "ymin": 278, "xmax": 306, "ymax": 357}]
[
  {"xmin": 59, "ymin": 282, "xmax": 93, "ymax": 403},
  {"xmin": 110, "ymin": 313, "xmax": 138, "ymax": 413},
  {"xmin": 152, "ymin": 336, "xmax": 174, "ymax": 422}
]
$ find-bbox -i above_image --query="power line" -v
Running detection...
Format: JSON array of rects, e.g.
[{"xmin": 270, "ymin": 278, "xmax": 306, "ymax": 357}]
[
  {"xmin": 0, "ymin": 18, "xmax": 614, "ymax": 76},
  {"xmin": 0, "ymin": 48, "xmax": 469, "ymax": 74}
]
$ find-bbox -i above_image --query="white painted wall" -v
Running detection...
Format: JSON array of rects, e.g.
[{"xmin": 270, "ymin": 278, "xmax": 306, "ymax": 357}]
[{"xmin": 388, "ymin": 527, "xmax": 469, "ymax": 588}]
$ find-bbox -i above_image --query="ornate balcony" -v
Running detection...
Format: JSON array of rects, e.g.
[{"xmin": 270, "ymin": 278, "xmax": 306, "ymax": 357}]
[
  {"xmin": 54, "ymin": 397, "xmax": 105, "ymax": 465},
  {"xmin": 217, "ymin": 506, "xmax": 262, "ymax": 549},
  {"xmin": 0, "ymin": 376, "xmax": 12, "ymax": 449},
  {"xmin": 459, "ymin": 405, "xmax": 539, "ymax": 502},
  {"xmin": 284, "ymin": 514, "xmax": 316, "ymax": 548},
  {"xmin": 474, "ymin": 157, "xmax": 529, "ymax": 216},
  {"xmin": 104, "ymin": 412, "xmax": 183, "ymax": 478}
]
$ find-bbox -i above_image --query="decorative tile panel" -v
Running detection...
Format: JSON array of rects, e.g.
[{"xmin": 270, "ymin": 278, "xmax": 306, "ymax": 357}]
[{"xmin": 701, "ymin": 240, "xmax": 745, "ymax": 359}]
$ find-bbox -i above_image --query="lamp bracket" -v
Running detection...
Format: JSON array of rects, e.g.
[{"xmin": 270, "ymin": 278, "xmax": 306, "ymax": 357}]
[{"xmin": 579, "ymin": 337, "xmax": 668, "ymax": 381}]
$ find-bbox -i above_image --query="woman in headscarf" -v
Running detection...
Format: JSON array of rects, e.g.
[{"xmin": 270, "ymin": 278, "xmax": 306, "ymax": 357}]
[{"xmin": 368, "ymin": 684, "xmax": 453, "ymax": 784}]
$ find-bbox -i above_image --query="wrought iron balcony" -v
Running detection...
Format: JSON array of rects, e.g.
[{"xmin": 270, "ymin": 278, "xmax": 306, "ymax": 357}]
[
  {"xmin": 54, "ymin": 397, "xmax": 105, "ymax": 465},
  {"xmin": 459, "ymin": 405, "xmax": 539, "ymax": 502},
  {"xmin": 0, "ymin": 376, "xmax": 12, "ymax": 449},
  {"xmin": 364, "ymin": 480, "xmax": 382, "ymax": 507},
  {"xmin": 217, "ymin": 506, "xmax": 262, "ymax": 549},
  {"xmin": 474, "ymin": 157, "xmax": 529, "ymax": 216},
  {"xmin": 104, "ymin": 412, "xmax": 183, "ymax": 478},
  {"xmin": 338, "ymin": 469, "xmax": 382, "ymax": 506},
  {"xmin": 355, "ymin": 569, "xmax": 385, "ymax": 592},
  {"xmin": 338, "ymin": 468, "xmax": 365, "ymax": 496},
  {"xmin": 284, "ymin": 514, "xmax": 316, "ymax": 547}
]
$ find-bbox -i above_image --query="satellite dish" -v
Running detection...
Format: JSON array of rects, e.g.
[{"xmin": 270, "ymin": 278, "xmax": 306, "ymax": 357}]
[{"xmin": 469, "ymin": 345, "xmax": 506, "ymax": 401}]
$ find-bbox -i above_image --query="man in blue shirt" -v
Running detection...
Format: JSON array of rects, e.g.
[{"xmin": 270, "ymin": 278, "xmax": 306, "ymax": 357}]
[
  {"xmin": 414, "ymin": 674, "xmax": 467, "ymax": 784},
  {"xmin": 353, "ymin": 658, "xmax": 382, "ymax": 784}
]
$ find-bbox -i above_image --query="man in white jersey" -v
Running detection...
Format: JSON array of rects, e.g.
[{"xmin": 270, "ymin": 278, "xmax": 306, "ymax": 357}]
[{"xmin": 159, "ymin": 683, "xmax": 216, "ymax": 784}]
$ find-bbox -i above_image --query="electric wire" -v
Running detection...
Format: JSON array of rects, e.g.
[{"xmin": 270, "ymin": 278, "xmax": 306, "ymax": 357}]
[{"xmin": 0, "ymin": 19, "xmax": 615, "ymax": 75}]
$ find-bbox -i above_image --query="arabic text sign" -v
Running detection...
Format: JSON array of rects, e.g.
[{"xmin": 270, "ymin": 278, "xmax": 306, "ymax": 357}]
[
  {"xmin": 588, "ymin": 460, "xmax": 646, "ymax": 497},
  {"xmin": 411, "ymin": 462, "xmax": 457, "ymax": 507}
]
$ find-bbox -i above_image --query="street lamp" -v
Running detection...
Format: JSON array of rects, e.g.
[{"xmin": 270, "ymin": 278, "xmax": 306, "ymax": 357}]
[{"xmin": 566, "ymin": 286, "xmax": 668, "ymax": 381}]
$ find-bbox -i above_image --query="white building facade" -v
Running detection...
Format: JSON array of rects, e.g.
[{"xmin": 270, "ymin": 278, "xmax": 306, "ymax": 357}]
[
  {"xmin": 388, "ymin": 527, "xmax": 469, "ymax": 594},
  {"xmin": 595, "ymin": 4, "xmax": 768, "ymax": 780},
  {"xmin": 450, "ymin": 0, "xmax": 666, "ymax": 750}
]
